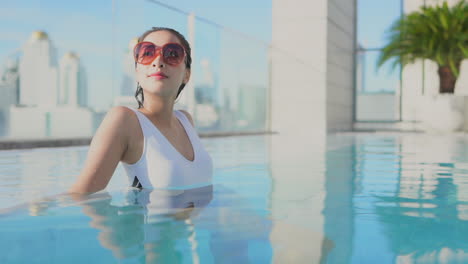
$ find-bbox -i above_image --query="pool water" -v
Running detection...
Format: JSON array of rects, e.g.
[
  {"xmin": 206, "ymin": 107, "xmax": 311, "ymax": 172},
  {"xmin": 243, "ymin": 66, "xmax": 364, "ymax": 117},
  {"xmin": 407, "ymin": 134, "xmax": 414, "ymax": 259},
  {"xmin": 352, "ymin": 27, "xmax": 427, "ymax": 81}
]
[{"xmin": 1, "ymin": 133, "xmax": 468, "ymax": 263}]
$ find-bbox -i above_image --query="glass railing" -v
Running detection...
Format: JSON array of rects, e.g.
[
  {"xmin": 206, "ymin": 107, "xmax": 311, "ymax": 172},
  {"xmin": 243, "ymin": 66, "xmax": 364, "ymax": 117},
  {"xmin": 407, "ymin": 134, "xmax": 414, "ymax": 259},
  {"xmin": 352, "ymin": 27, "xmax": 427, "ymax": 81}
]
[
  {"xmin": 355, "ymin": 49, "xmax": 401, "ymax": 121},
  {"xmin": 0, "ymin": 0, "xmax": 270, "ymax": 140},
  {"xmin": 355, "ymin": 0, "xmax": 403, "ymax": 122}
]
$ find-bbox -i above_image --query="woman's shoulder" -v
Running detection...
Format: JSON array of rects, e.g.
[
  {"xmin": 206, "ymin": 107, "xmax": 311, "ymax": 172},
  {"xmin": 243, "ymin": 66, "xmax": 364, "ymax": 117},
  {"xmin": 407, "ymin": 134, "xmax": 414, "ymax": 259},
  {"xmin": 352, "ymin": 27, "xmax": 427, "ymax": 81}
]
[
  {"xmin": 96, "ymin": 106, "xmax": 141, "ymax": 146},
  {"xmin": 102, "ymin": 106, "xmax": 140, "ymax": 128},
  {"xmin": 106, "ymin": 105, "xmax": 136, "ymax": 118},
  {"xmin": 177, "ymin": 109, "xmax": 195, "ymax": 127}
]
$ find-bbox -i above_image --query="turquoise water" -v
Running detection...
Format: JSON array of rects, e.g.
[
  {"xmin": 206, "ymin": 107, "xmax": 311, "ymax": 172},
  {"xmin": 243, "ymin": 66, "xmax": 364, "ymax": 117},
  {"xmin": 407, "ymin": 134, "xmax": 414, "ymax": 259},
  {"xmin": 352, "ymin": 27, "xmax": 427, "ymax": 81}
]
[{"xmin": 1, "ymin": 133, "xmax": 468, "ymax": 263}]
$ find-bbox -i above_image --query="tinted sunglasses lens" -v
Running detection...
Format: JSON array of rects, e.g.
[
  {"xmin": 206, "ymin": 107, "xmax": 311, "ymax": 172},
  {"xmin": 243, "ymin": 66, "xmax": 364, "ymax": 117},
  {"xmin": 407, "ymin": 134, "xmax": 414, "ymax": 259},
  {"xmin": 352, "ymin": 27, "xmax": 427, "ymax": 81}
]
[
  {"xmin": 135, "ymin": 42, "xmax": 156, "ymax": 65},
  {"xmin": 162, "ymin": 44, "xmax": 185, "ymax": 65}
]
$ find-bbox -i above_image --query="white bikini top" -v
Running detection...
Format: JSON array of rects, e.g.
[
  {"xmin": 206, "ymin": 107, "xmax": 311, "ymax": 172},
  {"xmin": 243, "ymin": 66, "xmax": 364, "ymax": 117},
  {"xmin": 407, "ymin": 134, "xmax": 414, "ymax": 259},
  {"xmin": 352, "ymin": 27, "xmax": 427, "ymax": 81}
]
[{"xmin": 121, "ymin": 107, "xmax": 213, "ymax": 190}]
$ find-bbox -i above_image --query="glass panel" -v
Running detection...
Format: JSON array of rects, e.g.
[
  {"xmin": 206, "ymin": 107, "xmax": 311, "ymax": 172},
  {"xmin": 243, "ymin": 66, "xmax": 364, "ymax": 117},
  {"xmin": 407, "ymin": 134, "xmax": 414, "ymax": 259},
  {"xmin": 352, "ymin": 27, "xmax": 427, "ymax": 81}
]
[
  {"xmin": 357, "ymin": 0, "xmax": 402, "ymax": 49},
  {"xmin": 357, "ymin": 50, "xmax": 400, "ymax": 93},
  {"xmin": 191, "ymin": 21, "xmax": 222, "ymax": 132},
  {"xmin": 356, "ymin": 50, "xmax": 400, "ymax": 121},
  {"xmin": 216, "ymin": 30, "xmax": 269, "ymax": 132},
  {"xmin": 0, "ymin": 0, "xmax": 270, "ymax": 140}
]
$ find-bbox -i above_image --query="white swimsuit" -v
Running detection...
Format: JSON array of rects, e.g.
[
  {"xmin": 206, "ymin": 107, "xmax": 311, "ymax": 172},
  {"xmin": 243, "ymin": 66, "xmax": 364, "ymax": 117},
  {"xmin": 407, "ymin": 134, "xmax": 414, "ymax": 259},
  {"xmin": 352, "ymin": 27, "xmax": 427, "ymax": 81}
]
[{"xmin": 121, "ymin": 107, "xmax": 213, "ymax": 190}]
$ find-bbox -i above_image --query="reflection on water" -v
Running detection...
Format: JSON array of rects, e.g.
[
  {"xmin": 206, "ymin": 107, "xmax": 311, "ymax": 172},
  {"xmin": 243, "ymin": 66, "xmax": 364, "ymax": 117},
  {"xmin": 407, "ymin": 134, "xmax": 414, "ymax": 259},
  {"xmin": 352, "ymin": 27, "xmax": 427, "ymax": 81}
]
[
  {"xmin": 0, "ymin": 181, "xmax": 331, "ymax": 264},
  {"xmin": 268, "ymin": 132, "xmax": 330, "ymax": 263},
  {"xmin": 78, "ymin": 185, "xmax": 214, "ymax": 263},
  {"xmin": 375, "ymin": 170, "xmax": 468, "ymax": 256},
  {"xmin": 1, "ymin": 185, "xmax": 265, "ymax": 263},
  {"xmin": 4, "ymin": 133, "xmax": 468, "ymax": 263},
  {"xmin": 328, "ymin": 133, "xmax": 468, "ymax": 264}
]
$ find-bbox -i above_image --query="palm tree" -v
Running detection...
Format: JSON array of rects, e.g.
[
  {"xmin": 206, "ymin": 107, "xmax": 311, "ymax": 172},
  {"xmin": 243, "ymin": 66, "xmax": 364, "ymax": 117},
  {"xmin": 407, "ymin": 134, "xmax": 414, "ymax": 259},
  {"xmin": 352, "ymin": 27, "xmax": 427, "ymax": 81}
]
[{"xmin": 378, "ymin": 1, "xmax": 468, "ymax": 93}]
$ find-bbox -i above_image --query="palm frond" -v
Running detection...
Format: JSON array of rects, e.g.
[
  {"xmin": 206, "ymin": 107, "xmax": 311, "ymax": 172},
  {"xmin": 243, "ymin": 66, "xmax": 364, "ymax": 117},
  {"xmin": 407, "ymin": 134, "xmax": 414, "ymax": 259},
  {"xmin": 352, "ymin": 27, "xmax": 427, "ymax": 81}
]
[{"xmin": 377, "ymin": 0, "xmax": 468, "ymax": 79}]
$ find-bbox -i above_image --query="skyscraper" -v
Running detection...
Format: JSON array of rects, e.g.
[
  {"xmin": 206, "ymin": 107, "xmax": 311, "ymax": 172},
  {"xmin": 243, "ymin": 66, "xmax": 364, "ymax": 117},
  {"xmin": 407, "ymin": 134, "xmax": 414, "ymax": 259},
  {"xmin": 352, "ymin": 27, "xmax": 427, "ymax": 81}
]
[
  {"xmin": 195, "ymin": 58, "xmax": 216, "ymax": 104},
  {"xmin": 59, "ymin": 52, "xmax": 88, "ymax": 107},
  {"xmin": 0, "ymin": 58, "xmax": 20, "ymax": 108},
  {"xmin": 9, "ymin": 30, "xmax": 96, "ymax": 139},
  {"xmin": 120, "ymin": 38, "xmax": 138, "ymax": 97},
  {"xmin": 0, "ymin": 58, "xmax": 20, "ymax": 137},
  {"xmin": 18, "ymin": 31, "xmax": 59, "ymax": 106}
]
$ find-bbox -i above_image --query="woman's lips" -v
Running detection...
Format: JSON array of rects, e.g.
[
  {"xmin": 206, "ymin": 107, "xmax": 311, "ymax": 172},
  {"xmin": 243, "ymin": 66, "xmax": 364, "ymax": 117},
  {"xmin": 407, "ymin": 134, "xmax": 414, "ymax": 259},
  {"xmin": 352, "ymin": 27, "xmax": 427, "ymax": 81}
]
[{"xmin": 148, "ymin": 72, "xmax": 168, "ymax": 80}]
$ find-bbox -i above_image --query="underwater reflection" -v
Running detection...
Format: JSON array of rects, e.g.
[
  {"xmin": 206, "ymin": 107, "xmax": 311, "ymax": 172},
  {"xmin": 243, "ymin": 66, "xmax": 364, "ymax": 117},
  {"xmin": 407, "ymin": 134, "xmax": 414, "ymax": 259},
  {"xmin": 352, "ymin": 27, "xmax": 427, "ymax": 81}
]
[
  {"xmin": 375, "ymin": 164, "xmax": 468, "ymax": 262},
  {"xmin": 1, "ymin": 183, "xmax": 334, "ymax": 263},
  {"xmin": 75, "ymin": 185, "xmax": 214, "ymax": 263},
  {"xmin": 74, "ymin": 185, "xmax": 278, "ymax": 263}
]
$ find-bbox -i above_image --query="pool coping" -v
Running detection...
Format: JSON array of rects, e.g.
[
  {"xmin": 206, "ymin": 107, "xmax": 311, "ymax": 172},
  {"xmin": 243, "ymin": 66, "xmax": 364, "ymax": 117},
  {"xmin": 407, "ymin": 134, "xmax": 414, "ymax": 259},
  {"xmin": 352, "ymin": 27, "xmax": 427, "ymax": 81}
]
[{"xmin": 0, "ymin": 131, "xmax": 277, "ymax": 150}]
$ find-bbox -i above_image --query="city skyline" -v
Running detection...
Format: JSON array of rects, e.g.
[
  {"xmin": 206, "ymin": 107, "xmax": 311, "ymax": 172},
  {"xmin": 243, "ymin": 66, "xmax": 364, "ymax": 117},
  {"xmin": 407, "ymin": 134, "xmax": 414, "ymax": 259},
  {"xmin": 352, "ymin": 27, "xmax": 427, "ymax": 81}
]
[
  {"xmin": 0, "ymin": 30, "xmax": 97, "ymax": 139},
  {"xmin": 0, "ymin": 0, "xmax": 406, "ymax": 107},
  {"xmin": 0, "ymin": 0, "xmax": 272, "ymax": 110},
  {"xmin": 0, "ymin": 27, "xmax": 268, "ymax": 138},
  {"xmin": 4, "ymin": 31, "xmax": 89, "ymax": 108}
]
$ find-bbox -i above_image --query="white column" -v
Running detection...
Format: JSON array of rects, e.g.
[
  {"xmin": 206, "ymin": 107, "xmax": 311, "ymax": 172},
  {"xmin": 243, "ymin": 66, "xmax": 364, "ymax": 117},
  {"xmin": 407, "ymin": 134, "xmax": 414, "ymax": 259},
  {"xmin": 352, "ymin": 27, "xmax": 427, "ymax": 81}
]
[
  {"xmin": 270, "ymin": 0, "xmax": 328, "ymax": 262},
  {"xmin": 271, "ymin": 0, "xmax": 327, "ymax": 138}
]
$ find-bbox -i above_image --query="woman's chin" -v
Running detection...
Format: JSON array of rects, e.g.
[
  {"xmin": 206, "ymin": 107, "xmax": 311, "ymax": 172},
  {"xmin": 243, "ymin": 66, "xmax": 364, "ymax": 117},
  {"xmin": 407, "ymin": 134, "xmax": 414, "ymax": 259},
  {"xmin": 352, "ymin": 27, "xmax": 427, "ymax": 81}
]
[
  {"xmin": 142, "ymin": 84, "xmax": 164, "ymax": 93},
  {"xmin": 142, "ymin": 88, "xmax": 174, "ymax": 99}
]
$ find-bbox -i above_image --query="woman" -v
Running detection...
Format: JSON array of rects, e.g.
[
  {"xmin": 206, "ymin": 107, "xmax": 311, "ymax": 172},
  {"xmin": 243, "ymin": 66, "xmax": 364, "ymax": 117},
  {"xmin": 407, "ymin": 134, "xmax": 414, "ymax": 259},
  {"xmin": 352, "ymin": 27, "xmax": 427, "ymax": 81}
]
[{"xmin": 69, "ymin": 27, "xmax": 213, "ymax": 194}]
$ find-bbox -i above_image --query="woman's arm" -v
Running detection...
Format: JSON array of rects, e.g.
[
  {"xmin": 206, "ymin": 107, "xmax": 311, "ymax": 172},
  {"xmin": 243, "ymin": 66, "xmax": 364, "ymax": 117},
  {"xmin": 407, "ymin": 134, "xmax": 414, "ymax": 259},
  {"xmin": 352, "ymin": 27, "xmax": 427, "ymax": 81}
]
[{"xmin": 68, "ymin": 106, "xmax": 132, "ymax": 194}]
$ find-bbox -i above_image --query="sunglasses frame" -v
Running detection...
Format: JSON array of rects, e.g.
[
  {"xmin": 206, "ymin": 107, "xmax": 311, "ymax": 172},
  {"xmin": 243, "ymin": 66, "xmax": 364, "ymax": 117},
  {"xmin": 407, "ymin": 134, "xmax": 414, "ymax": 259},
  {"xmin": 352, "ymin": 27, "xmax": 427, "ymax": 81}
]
[{"xmin": 133, "ymin": 41, "xmax": 186, "ymax": 66}]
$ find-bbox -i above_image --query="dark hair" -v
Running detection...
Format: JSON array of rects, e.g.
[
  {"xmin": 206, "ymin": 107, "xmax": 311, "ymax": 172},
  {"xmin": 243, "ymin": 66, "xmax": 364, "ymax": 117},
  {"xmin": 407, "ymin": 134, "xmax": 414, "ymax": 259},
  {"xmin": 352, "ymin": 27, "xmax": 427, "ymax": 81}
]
[{"xmin": 134, "ymin": 27, "xmax": 192, "ymax": 108}]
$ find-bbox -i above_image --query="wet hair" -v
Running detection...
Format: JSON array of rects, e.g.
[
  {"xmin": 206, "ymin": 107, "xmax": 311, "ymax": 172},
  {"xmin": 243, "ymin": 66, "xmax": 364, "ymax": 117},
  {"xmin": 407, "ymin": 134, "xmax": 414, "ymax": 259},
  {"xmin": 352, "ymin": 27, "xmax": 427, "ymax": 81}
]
[{"xmin": 134, "ymin": 27, "xmax": 192, "ymax": 108}]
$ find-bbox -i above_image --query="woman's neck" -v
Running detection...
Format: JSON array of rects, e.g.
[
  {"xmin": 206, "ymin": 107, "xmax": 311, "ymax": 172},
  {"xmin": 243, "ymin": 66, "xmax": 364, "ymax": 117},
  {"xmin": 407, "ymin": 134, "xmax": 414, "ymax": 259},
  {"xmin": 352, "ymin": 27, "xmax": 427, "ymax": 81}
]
[{"xmin": 139, "ymin": 95, "xmax": 177, "ymax": 128}]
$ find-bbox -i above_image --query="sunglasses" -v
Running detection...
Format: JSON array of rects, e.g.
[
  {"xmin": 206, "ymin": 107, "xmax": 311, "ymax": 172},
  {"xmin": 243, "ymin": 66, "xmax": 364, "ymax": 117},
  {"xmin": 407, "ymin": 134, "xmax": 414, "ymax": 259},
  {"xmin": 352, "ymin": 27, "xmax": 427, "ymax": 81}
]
[{"xmin": 133, "ymin": 42, "xmax": 186, "ymax": 66}]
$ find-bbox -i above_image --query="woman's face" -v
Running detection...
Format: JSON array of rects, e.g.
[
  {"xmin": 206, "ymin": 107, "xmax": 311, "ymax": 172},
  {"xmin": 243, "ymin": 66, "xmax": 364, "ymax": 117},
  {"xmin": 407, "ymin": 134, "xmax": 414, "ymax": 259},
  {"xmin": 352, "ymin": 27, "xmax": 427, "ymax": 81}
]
[{"xmin": 135, "ymin": 30, "xmax": 190, "ymax": 101}]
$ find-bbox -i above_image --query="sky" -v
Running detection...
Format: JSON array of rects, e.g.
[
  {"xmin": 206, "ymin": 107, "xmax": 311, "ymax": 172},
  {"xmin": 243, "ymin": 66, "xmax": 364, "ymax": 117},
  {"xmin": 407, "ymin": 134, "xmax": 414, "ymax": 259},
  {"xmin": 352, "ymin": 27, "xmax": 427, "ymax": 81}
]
[
  {"xmin": 0, "ymin": 0, "xmax": 404, "ymax": 109},
  {"xmin": 357, "ymin": 0, "xmax": 403, "ymax": 93}
]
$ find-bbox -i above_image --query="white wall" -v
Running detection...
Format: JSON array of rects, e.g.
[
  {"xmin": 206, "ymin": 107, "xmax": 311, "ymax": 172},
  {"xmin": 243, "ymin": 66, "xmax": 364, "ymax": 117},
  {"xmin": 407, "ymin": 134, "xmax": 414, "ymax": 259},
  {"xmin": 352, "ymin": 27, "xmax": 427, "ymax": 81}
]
[
  {"xmin": 9, "ymin": 107, "xmax": 47, "ymax": 138},
  {"xmin": 326, "ymin": 0, "xmax": 356, "ymax": 132},
  {"xmin": 9, "ymin": 106, "xmax": 95, "ymax": 139},
  {"xmin": 271, "ymin": 0, "xmax": 356, "ymax": 136},
  {"xmin": 357, "ymin": 94, "xmax": 398, "ymax": 121},
  {"xmin": 271, "ymin": 0, "xmax": 328, "ymax": 138},
  {"xmin": 270, "ymin": 0, "xmax": 356, "ymax": 262},
  {"xmin": 270, "ymin": 1, "xmax": 330, "ymax": 262}
]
